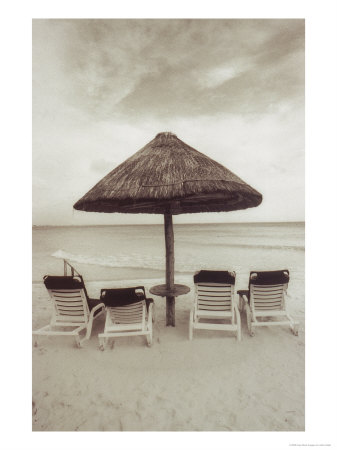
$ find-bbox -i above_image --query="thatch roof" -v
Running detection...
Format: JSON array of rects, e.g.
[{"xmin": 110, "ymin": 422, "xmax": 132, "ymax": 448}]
[{"xmin": 73, "ymin": 132, "xmax": 262, "ymax": 215}]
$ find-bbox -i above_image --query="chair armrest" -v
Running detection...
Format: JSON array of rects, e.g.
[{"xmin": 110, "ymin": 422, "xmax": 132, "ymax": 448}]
[
  {"xmin": 145, "ymin": 297, "xmax": 154, "ymax": 312},
  {"xmin": 237, "ymin": 290, "xmax": 249, "ymax": 297},
  {"xmin": 87, "ymin": 298, "xmax": 103, "ymax": 310},
  {"xmin": 237, "ymin": 290, "xmax": 249, "ymax": 310},
  {"xmin": 89, "ymin": 302, "xmax": 105, "ymax": 317},
  {"xmin": 237, "ymin": 290, "xmax": 249, "ymax": 301},
  {"xmin": 147, "ymin": 302, "xmax": 154, "ymax": 323}
]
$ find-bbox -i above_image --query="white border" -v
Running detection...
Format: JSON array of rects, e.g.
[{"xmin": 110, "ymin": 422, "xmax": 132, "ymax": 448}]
[{"xmin": 2, "ymin": 1, "xmax": 337, "ymax": 449}]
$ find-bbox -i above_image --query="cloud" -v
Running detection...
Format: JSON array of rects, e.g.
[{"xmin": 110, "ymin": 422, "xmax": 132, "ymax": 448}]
[
  {"xmin": 198, "ymin": 63, "xmax": 247, "ymax": 88},
  {"xmin": 32, "ymin": 19, "xmax": 305, "ymax": 225},
  {"xmin": 33, "ymin": 19, "xmax": 304, "ymax": 120}
]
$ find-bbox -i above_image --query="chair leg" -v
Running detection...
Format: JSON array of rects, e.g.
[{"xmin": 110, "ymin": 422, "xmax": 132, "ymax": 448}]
[
  {"xmin": 98, "ymin": 336, "xmax": 105, "ymax": 351},
  {"xmin": 146, "ymin": 320, "xmax": 153, "ymax": 347},
  {"xmin": 286, "ymin": 313, "xmax": 299, "ymax": 336},
  {"xmin": 238, "ymin": 295, "xmax": 243, "ymax": 312},
  {"xmin": 74, "ymin": 324, "xmax": 90, "ymax": 348},
  {"xmin": 189, "ymin": 310, "xmax": 194, "ymax": 340},
  {"xmin": 75, "ymin": 335, "xmax": 82, "ymax": 348},
  {"xmin": 84, "ymin": 318, "xmax": 93, "ymax": 342},
  {"xmin": 146, "ymin": 333, "xmax": 153, "ymax": 347},
  {"xmin": 291, "ymin": 321, "xmax": 299, "ymax": 336},
  {"xmin": 235, "ymin": 308, "xmax": 242, "ymax": 342},
  {"xmin": 245, "ymin": 304, "xmax": 255, "ymax": 336}
]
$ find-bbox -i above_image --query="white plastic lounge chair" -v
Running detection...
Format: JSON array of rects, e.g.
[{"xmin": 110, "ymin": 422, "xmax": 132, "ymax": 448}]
[
  {"xmin": 33, "ymin": 275, "xmax": 105, "ymax": 348},
  {"xmin": 98, "ymin": 287, "xmax": 154, "ymax": 350},
  {"xmin": 189, "ymin": 270, "xmax": 241, "ymax": 341},
  {"xmin": 238, "ymin": 270, "xmax": 299, "ymax": 336}
]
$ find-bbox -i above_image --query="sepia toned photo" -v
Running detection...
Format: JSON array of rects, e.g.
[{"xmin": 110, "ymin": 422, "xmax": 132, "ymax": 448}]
[{"xmin": 32, "ymin": 18, "xmax": 305, "ymax": 432}]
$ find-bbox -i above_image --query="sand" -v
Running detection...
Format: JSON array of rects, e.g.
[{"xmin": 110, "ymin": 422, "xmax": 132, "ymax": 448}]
[{"xmin": 32, "ymin": 275, "xmax": 305, "ymax": 432}]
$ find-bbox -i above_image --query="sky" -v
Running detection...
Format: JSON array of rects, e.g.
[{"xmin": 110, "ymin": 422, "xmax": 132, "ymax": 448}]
[{"xmin": 32, "ymin": 19, "xmax": 305, "ymax": 225}]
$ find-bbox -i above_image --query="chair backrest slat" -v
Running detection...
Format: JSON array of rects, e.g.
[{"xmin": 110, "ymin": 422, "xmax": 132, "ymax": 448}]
[
  {"xmin": 195, "ymin": 282, "xmax": 233, "ymax": 313},
  {"xmin": 253, "ymin": 304, "xmax": 282, "ymax": 310},
  {"xmin": 43, "ymin": 276, "xmax": 90, "ymax": 323},
  {"xmin": 198, "ymin": 304, "xmax": 232, "ymax": 311},
  {"xmin": 57, "ymin": 310, "xmax": 85, "ymax": 316},
  {"xmin": 52, "ymin": 290, "xmax": 83, "ymax": 298},
  {"xmin": 193, "ymin": 271, "xmax": 236, "ymax": 315},
  {"xmin": 108, "ymin": 300, "xmax": 145, "ymax": 324},
  {"xmin": 253, "ymin": 292, "xmax": 284, "ymax": 299},
  {"xmin": 55, "ymin": 302, "xmax": 84, "ymax": 309},
  {"xmin": 197, "ymin": 296, "xmax": 232, "ymax": 302},
  {"xmin": 252, "ymin": 285, "xmax": 284, "ymax": 293},
  {"xmin": 251, "ymin": 286, "xmax": 284, "ymax": 300},
  {"xmin": 249, "ymin": 271, "xmax": 289, "ymax": 312},
  {"xmin": 100, "ymin": 286, "xmax": 151, "ymax": 329},
  {"xmin": 47, "ymin": 288, "xmax": 88, "ymax": 322},
  {"xmin": 197, "ymin": 286, "xmax": 232, "ymax": 293}
]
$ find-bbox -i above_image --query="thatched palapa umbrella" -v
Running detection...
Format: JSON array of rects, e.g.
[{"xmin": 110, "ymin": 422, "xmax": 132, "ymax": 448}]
[{"xmin": 74, "ymin": 132, "xmax": 262, "ymax": 326}]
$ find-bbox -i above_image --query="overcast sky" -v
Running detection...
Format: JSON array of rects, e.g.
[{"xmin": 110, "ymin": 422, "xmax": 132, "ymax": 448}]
[{"xmin": 32, "ymin": 19, "xmax": 304, "ymax": 226}]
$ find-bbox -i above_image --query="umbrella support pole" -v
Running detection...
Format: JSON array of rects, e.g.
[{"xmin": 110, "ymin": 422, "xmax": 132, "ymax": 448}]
[
  {"xmin": 166, "ymin": 296, "xmax": 175, "ymax": 327},
  {"xmin": 164, "ymin": 213, "xmax": 175, "ymax": 326}
]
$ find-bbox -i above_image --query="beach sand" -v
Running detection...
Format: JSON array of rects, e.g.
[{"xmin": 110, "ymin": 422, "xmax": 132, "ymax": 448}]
[{"xmin": 32, "ymin": 275, "xmax": 305, "ymax": 432}]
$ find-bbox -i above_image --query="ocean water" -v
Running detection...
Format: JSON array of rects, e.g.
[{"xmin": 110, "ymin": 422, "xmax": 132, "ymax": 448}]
[{"xmin": 32, "ymin": 222, "xmax": 305, "ymax": 290}]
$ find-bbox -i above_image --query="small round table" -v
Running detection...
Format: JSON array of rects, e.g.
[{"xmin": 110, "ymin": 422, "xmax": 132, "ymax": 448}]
[
  {"xmin": 149, "ymin": 284, "xmax": 191, "ymax": 326},
  {"xmin": 149, "ymin": 284, "xmax": 190, "ymax": 297}
]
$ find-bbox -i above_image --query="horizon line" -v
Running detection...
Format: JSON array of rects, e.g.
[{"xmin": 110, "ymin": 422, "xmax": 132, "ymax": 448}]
[{"xmin": 32, "ymin": 220, "xmax": 305, "ymax": 228}]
